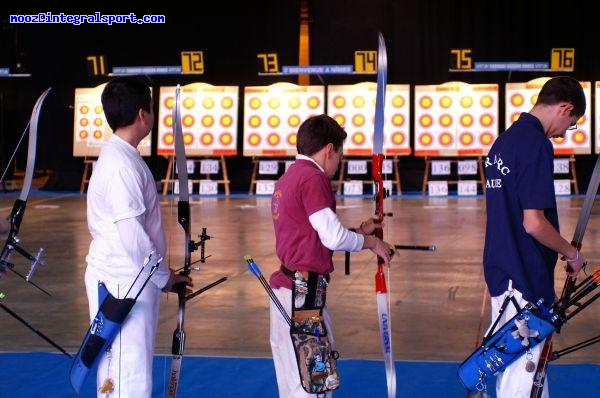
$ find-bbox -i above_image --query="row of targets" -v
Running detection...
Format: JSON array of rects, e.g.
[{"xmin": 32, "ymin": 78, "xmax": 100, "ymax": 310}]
[
  {"xmin": 243, "ymin": 83, "xmax": 324, "ymax": 156},
  {"xmin": 327, "ymin": 83, "xmax": 411, "ymax": 156},
  {"xmin": 506, "ymin": 78, "xmax": 592, "ymax": 154},
  {"xmin": 72, "ymin": 78, "xmax": 597, "ymax": 159},
  {"xmin": 413, "ymin": 82, "xmax": 499, "ymax": 157},
  {"xmin": 73, "ymin": 85, "xmax": 151, "ymax": 156},
  {"xmin": 157, "ymin": 83, "xmax": 239, "ymax": 156}
]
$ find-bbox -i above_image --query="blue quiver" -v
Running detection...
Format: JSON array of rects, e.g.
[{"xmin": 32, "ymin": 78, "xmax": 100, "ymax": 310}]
[
  {"xmin": 457, "ymin": 303, "xmax": 557, "ymax": 392},
  {"xmin": 70, "ymin": 282, "xmax": 136, "ymax": 394}
]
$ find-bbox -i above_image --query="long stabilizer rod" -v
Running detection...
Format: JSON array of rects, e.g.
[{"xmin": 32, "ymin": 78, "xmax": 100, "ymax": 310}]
[{"xmin": 0, "ymin": 293, "xmax": 71, "ymax": 358}]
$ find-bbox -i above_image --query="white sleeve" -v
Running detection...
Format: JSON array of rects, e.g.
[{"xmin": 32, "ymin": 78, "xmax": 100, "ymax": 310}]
[
  {"xmin": 308, "ymin": 207, "xmax": 364, "ymax": 252},
  {"xmin": 115, "ymin": 216, "xmax": 170, "ymax": 289}
]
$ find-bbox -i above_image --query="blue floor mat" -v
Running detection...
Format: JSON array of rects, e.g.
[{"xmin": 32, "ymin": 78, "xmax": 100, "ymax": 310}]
[{"xmin": 1, "ymin": 353, "xmax": 599, "ymax": 397}]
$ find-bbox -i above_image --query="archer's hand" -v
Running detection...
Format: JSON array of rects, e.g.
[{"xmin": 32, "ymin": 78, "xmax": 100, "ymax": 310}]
[
  {"xmin": 564, "ymin": 250, "xmax": 586, "ymax": 277},
  {"xmin": 162, "ymin": 269, "xmax": 193, "ymax": 294},
  {"xmin": 364, "ymin": 235, "xmax": 395, "ymax": 265}
]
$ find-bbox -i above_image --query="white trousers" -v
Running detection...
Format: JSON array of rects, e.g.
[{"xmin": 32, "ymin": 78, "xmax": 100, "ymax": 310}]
[
  {"xmin": 85, "ymin": 266, "xmax": 160, "ymax": 398},
  {"xmin": 490, "ymin": 288, "xmax": 550, "ymax": 398},
  {"xmin": 270, "ymin": 287, "xmax": 334, "ymax": 398}
]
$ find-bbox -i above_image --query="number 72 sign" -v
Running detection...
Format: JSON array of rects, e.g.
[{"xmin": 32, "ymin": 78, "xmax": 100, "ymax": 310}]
[{"xmin": 181, "ymin": 51, "xmax": 205, "ymax": 74}]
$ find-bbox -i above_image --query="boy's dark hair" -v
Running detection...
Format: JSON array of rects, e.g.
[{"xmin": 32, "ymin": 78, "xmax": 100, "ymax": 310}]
[
  {"xmin": 296, "ymin": 114, "xmax": 347, "ymax": 156},
  {"xmin": 101, "ymin": 76, "xmax": 152, "ymax": 131},
  {"xmin": 537, "ymin": 76, "xmax": 586, "ymax": 117}
]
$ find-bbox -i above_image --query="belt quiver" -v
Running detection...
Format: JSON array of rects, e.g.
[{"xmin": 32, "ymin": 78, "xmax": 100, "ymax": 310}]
[
  {"xmin": 457, "ymin": 302, "xmax": 557, "ymax": 392},
  {"xmin": 288, "ymin": 267, "xmax": 340, "ymax": 393}
]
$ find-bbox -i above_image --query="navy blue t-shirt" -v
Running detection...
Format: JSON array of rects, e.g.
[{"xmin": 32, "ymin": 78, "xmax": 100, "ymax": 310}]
[{"xmin": 483, "ymin": 112, "xmax": 559, "ymax": 305}]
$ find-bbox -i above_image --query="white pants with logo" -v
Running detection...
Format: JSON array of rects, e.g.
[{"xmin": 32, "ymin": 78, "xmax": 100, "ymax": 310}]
[
  {"xmin": 490, "ymin": 288, "xmax": 550, "ymax": 398},
  {"xmin": 85, "ymin": 266, "xmax": 160, "ymax": 398},
  {"xmin": 270, "ymin": 286, "xmax": 334, "ymax": 398}
]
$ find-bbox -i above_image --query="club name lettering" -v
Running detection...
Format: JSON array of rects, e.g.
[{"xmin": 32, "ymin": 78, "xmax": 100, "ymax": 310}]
[
  {"xmin": 486, "ymin": 179, "xmax": 502, "ymax": 189},
  {"xmin": 484, "ymin": 154, "xmax": 510, "ymax": 176}
]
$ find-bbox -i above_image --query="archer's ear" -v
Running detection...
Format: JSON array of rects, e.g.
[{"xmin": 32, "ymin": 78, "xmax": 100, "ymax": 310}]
[
  {"xmin": 324, "ymin": 142, "xmax": 335, "ymax": 156},
  {"xmin": 558, "ymin": 102, "xmax": 574, "ymax": 116}
]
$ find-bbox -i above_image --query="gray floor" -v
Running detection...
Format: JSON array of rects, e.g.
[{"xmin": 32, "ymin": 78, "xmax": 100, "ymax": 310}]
[{"xmin": 1, "ymin": 193, "xmax": 599, "ymax": 365}]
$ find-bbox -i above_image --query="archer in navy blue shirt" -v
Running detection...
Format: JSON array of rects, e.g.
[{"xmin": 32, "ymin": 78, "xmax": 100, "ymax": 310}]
[
  {"xmin": 483, "ymin": 76, "xmax": 587, "ymax": 306},
  {"xmin": 484, "ymin": 112, "xmax": 559, "ymax": 304},
  {"xmin": 481, "ymin": 76, "xmax": 588, "ymax": 398}
]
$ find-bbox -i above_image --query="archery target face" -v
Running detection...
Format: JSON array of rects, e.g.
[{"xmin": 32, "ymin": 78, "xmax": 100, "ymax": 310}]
[
  {"xmin": 327, "ymin": 83, "xmax": 410, "ymax": 156},
  {"xmin": 243, "ymin": 83, "xmax": 325, "ymax": 156},
  {"xmin": 414, "ymin": 82, "xmax": 498, "ymax": 156},
  {"xmin": 158, "ymin": 84, "xmax": 239, "ymax": 156},
  {"xmin": 506, "ymin": 78, "xmax": 591, "ymax": 155},
  {"xmin": 73, "ymin": 86, "xmax": 151, "ymax": 157}
]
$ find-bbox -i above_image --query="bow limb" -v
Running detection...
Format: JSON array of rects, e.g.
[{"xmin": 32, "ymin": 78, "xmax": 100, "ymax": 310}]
[
  {"xmin": 0, "ymin": 88, "xmax": 50, "ymax": 187},
  {"xmin": 20, "ymin": 87, "xmax": 52, "ymax": 202},
  {"xmin": 372, "ymin": 32, "xmax": 396, "ymax": 398},
  {"xmin": 0, "ymin": 88, "xmax": 51, "ymax": 295}
]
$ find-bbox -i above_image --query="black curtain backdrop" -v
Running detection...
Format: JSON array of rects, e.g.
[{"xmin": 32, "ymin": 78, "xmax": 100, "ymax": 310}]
[{"xmin": 0, "ymin": 2, "xmax": 598, "ymax": 192}]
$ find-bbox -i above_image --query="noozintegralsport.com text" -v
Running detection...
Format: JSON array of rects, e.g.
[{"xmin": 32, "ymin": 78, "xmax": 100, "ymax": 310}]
[{"xmin": 9, "ymin": 13, "xmax": 165, "ymax": 25}]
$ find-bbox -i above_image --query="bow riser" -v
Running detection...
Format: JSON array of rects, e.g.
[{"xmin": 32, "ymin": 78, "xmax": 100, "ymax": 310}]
[
  {"xmin": 177, "ymin": 201, "xmax": 192, "ymax": 276},
  {"xmin": 8, "ymin": 199, "xmax": 26, "ymax": 237}
]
